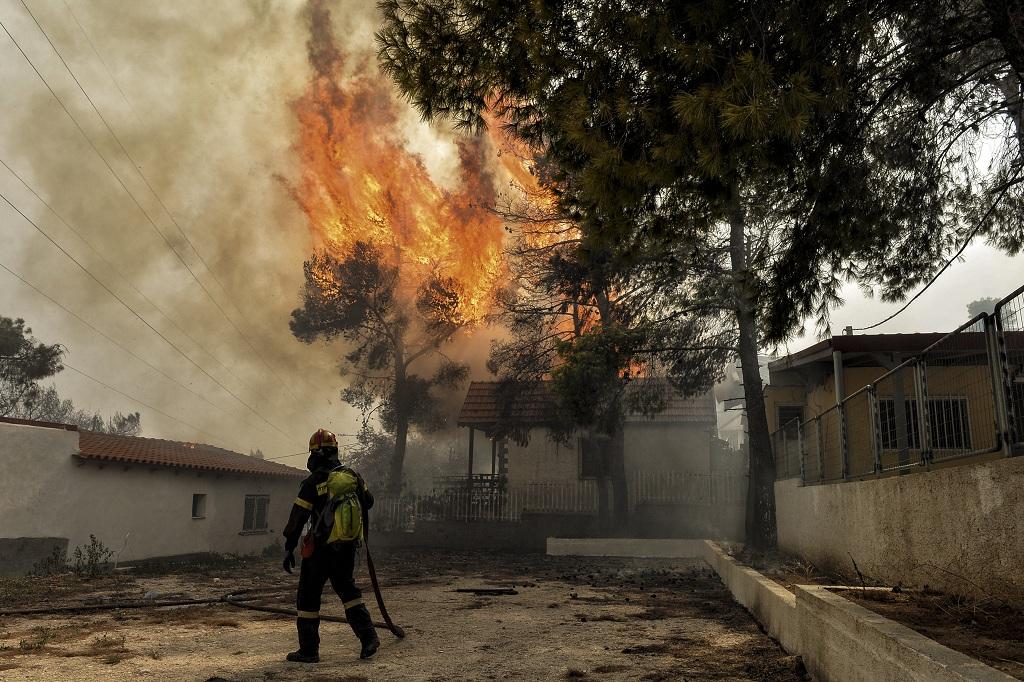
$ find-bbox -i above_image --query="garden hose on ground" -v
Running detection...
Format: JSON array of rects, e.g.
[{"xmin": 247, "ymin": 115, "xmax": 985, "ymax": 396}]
[{"xmin": 1, "ymin": 587, "xmax": 396, "ymax": 631}]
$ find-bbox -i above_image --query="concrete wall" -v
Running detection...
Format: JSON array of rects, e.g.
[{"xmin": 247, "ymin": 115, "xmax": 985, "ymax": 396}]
[
  {"xmin": 372, "ymin": 512, "xmax": 602, "ymax": 553},
  {"xmin": 505, "ymin": 431, "xmax": 578, "ymax": 486},
  {"xmin": 623, "ymin": 422, "xmax": 712, "ymax": 473},
  {"xmin": 505, "ymin": 422, "xmax": 714, "ymax": 487},
  {"xmin": 0, "ymin": 422, "xmax": 297, "ymax": 572},
  {"xmin": 775, "ymin": 455, "xmax": 1024, "ymax": 602}
]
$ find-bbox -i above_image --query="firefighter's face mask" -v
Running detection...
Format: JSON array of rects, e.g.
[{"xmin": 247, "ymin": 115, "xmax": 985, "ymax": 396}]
[{"xmin": 306, "ymin": 447, "xmax": 338, "ymax": 472}]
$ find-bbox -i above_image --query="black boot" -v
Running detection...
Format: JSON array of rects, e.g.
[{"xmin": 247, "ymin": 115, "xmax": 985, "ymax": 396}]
[
  {"xmin": 286, "ymin": 617, "xmax": 320, "ymax": 663},
  {"xmin": 346, "ymin": 603, "xmax": 380, "ymax": 659}
]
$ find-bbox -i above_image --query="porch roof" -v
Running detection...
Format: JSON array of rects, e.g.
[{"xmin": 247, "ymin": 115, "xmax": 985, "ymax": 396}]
[{"xmin": 456, "ymin": 380, "xmax": 716, "ymax": 429}]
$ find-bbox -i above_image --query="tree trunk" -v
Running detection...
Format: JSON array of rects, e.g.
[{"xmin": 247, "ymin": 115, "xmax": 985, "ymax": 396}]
[
  {"xmin": 728, "ymin": 184, "xmax": 778, "ymax": 549},
  {"xmin": 389, "ymin": 360, "xmax": 409, "ymax": 495},
  {"xmin": 608, "ymin": 421, "xmax": 628, "ymax": 533}
]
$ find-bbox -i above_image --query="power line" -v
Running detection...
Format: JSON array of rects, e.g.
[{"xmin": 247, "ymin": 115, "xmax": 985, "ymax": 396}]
[
  {"xmin": 266, "ymin": 433, "xmax": 360, "ymax": 461},
  {"xmin": 17, "ymin": 0, "xmax": 312, "ymax": 407},
  {"xmin": 0, "ymin": 16, "xmax": 287, "ymax": 406},
  {"xmin": 0, "ymin": 189, "xmax": 292, "ymax": 440},
  {"xmin": 852, "ymin": 169, "xmax": 1022, "ymax": 332},
  {"xmin": 0, "ymin": 156, "xmax": 243, "ymax": 384},
  {"xmin": 61, "ymin": 361, "xmax": 218, "ymax": 442},
  {"xmin": 59, "ymin": 0, "xmax": 141, "ymax": 123},
  {"xmin": 4, "ymin": 8, "xmax": 331, "ymax": 426},
  {"xmin": 0, "ymin": 259, "xmax": 278, "ymax": 442},
  {"xmin": 0, "ymin": 155, "xmax": 330, "ymax": 440}
]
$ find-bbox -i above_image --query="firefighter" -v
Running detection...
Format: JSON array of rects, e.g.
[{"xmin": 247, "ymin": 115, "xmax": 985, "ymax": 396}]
[{"xmin": 282, "ymin": 428, "xmax": 380, "ymax": 663}]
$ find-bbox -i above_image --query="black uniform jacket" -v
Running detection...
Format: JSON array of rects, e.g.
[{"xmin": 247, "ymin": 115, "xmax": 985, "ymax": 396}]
[{"xmin": 282, "ymin": 466, "xmax": 374, "ymax": 553}]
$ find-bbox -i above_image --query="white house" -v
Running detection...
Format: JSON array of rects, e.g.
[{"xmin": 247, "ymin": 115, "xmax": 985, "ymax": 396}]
[{"xmin": 0, "ymin": 417, "xmax": 304, "ymax": 575}]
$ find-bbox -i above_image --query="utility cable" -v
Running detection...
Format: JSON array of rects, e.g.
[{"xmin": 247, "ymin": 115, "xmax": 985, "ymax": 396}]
[
  {"xmin": 1, "ymin": 156, "xmax": 247, "ymax": 386},
  {"xmin": 4, "ymin": 9, "xmax": 331, "ymax": 426},
  {"xmin": 59, "ymin": 0, "xmax": 141, "ymax": 123},
  {"xmin": 0, "ymin": 190, "xmax": 291, "ymax": 440},
  {"xmin": 0, "ymin": 17, "xmax": 293, "ymax": 408},
  {"xmin": 17, "ymin": 0, "xmax": 311, "ymax": 407},
  {"xmin": 0, "ymin": 260, "xmax": 280, "ymax": 442},
  {"xmin": 60, "ymin": 362, "xmax": 219, "ymax": 441},
  {"xmin": 852, "ymin": 168, "xmax": 1022, "ymax": 332}
]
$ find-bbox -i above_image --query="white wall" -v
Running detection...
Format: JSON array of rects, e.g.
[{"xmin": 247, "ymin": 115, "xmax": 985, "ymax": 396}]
[
  {"xmin": 624, "ymin": 423, "xmax": 713, "ymax": 473},
  {"xmin": 0, "ymin": 422, "xmax": 299, "ymax": 563},
  {"xmin": 775, "ymin": 455, "xmax": 1024, "ymax": 603},
  {"xmin": 502, "ymin": 422, "xmax": 714, "ymax": 488}
]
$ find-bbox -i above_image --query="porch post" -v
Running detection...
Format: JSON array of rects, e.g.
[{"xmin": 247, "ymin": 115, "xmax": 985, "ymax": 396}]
[
  {"xmin": 491, "ymin": 438, "xmax": 497, "ymax": 476},
  {"xmin": 467, "ymin": 427, "xmax": 475, "ymax": 491}
]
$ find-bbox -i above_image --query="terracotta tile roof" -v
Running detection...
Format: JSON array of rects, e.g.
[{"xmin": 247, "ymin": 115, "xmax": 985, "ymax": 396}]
[
  {"xmin": 75, "ymin": 431, "xmax": 305, "ymax": 478},
  {"xmin": 457, "ymin": 381, "xmax": 558, "ymax": 427},
  {"xmin": 457, "ymin": 380, "xmax": 716, "ymax": 428},
  {"xmin": 0, "ymin": 417, "xmax": 303, "ymax": 478}
]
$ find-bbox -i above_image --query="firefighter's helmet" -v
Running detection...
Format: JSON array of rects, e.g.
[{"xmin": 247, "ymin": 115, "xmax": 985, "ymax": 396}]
[{"xmin": 308, "ymin": 428, "xmax": 338, "ymax": 452}]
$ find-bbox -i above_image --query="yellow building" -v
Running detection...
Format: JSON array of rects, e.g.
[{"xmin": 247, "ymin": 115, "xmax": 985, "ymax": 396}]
[{"xmin": 765, "ymin": 332, "xmax": 1005, "ymax": 481}]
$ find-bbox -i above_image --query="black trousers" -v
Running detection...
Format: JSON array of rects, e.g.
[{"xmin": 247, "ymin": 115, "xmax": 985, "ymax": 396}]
[
  {"xmin": 297, "ymin": 541, "xmax": 362, "ymax": 614},
  {"xmin": 294, "ymin": 541, "xmax": 375, "ymax": 653}
]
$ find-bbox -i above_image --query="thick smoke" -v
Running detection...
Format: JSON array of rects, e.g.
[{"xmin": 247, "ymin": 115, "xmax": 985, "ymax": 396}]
[{"xmin": 0, "ymin": 0, "xmax": 505, "ymax": 463}]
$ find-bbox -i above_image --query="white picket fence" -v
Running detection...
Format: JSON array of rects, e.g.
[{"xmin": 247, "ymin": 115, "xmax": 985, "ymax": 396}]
[{"xmin": 372, "ymin": 471, "xmax": 747, "ymax": 531}]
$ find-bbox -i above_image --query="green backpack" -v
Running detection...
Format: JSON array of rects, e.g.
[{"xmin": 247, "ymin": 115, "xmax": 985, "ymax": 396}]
[{"xmin": 312, "ymin": 467, "xmax": 364, "ymax": 544}]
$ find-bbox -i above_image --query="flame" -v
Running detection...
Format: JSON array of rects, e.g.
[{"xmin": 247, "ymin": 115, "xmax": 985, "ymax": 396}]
[{"xmin": 285, "ymin": 0, "xmax": 505, "ymax": 323}]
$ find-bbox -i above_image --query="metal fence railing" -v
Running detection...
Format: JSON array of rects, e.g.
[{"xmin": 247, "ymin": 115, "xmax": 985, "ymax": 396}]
[
  {"xmin": 771, "ymin": 418, "xmax": 802, "ymax": 480},
  {"xmin": 874, "ymin": 359, "xmax": 926, "ymax": 472},
  {"xmin": 772, "ymin": 281, "xmax": 1024, "ymax": 485},
  {"xmin": 995, "ymin": 283, "xmax": 1024, "ymax": 451},
  {"xmin": 628, "ymin": 470, "xmax": 747, "ymax": 507},
  {"xmin": 920, "ymin": 314, "xmax": 1001, "ymax": 462},
  {"xmin": 372, "ymin": 471, "xmax": 748, "ymax": 531}
]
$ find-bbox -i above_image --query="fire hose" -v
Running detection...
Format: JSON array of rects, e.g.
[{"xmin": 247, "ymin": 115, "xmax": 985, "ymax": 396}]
[
  {"xmin": 1, "ymin": 586, "xmax": 397, "ymax": 632},
  {"xmin": 363, "ymin": 506, "xmax": 406, "ymax": 638}
]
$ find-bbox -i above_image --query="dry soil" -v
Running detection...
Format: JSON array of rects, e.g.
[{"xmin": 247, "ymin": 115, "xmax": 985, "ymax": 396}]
[{"xmin": 0, "ymin": 549, "xmax": 807, "ymax": 681}]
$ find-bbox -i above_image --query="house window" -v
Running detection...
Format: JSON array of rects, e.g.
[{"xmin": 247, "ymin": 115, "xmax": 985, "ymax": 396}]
[
  {"xmin": 191, "ymin": 494, "xmax": 206, "ymax": 519},
  {"xmin": 876, "ymin": 397, "xmax": 971, "ymax": 450},
  {"xmin": 242, "ymin": 494, "xmax": 270, "ymax": 532},
  {"xmin": 579, "ymin": 436, "xmax": 608, "ymax": 479},
  {"xmin": 777, "ymin": 406, "xmax": 804, "ymax": 435}
]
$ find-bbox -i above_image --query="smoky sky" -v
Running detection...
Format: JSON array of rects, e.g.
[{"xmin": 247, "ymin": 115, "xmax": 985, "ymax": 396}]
[
  {"xmin": 0, "ymin": 0, "xmax": 495, "ymax": 462},
  {"xmin": 2, "ymin": 0, "xmax": 1022, "ymax": 463}
]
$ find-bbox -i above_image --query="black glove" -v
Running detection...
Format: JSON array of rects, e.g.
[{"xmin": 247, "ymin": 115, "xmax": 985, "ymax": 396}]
[{"xmin": 283, "ymin": 551, "xmax": 296, "ymax": 574}]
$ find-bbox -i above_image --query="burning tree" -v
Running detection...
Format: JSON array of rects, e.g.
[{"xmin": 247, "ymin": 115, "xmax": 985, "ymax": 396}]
[
  {"xmin": 281, "ymin": 0, "xmax": 505, "ymax": 493},
  {"xmin": 290, "ymin": 242, "xmax": 469, "ymax": 492},
  {"xmin": 487, "ymin": 183, "xmax": 732, "ymax": 526}
]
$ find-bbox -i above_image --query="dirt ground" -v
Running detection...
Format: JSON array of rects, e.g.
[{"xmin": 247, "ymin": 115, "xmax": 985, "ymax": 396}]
[
  {"xmin": 840, "ymin": 588, "xmax": 1024, "ymax": 679},
  {"xmin": 724, "ymin": 546, "xmax": 1024, "ymax": 679},
  {"xmin": 0, "ymin": 549, "xmax": 807, "ymax": 681}
]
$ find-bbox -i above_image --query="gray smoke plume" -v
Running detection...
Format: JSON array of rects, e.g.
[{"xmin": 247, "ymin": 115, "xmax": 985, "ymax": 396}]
[{"xmin": 0, "ymin": 0, "xmax": 498, "ymax": 463}]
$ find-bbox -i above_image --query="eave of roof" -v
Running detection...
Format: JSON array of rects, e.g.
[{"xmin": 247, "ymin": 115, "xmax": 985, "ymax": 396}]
[
  {"xmin": 1, "ymin": 417, "xmax": 303, "ymax": 478},
  {"xmin": 768, "ymin": 333, "xmax": 950, "ymax": 372},
  {"xmin": 457, "ymin": 380, "xmax": 716, "ymax": 428}
]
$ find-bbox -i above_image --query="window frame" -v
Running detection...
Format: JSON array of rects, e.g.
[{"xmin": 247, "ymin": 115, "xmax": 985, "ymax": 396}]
[
  {"xmin": 191, "ymin": 493, "xmax": 207, "ymax": 520},
  {"xmin": 875, "ymin": 396, "xmax": 972, "ymax": 452},
  {"xmin": 241, "ymin": 494, "xmax": 271, "ymax": 534}
]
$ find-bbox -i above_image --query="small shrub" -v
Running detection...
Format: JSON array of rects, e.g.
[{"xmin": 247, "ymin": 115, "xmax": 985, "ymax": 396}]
[
  {"xmin": 71, "ymin": 535, "xmax": 113, "ymax": 579},
  {"xmin": 18, "ymin": 627, "xmax": 55, "ymax": 651},
  {"xmin": 29, "ymin": 545, "xmax": 68, "ymax": 576}
]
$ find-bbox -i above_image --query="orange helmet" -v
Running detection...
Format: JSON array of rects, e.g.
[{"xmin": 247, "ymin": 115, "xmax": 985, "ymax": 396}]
[{"xmin": 308, "ymin": 428, "xmax": 338, "ymax": 452}]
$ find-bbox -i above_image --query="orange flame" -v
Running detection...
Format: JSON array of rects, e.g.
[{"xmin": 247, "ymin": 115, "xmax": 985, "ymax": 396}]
[{"xmin": 286, "ymin": 0, "xmax": 505, "ymax": 323}]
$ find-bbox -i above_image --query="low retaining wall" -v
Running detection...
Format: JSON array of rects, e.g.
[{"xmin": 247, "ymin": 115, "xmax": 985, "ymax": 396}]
[
  {"xmin": 795, "ymin": 585, "xmax": 1014, "ymax": 682},
  {"xmin": 0, "ymin": 537, "xmax": 67, "ymax": 577},
  {"xmin": 701, "ymin": 542, "xmax": 1014, "ymax": 682},
  {"xmin": 775, "ymin": 455, "xmax": 1024, "ymax": 603},
  {"xmin": 698, "ymin": 542, "xmax": 801, "ymax": 653}
]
